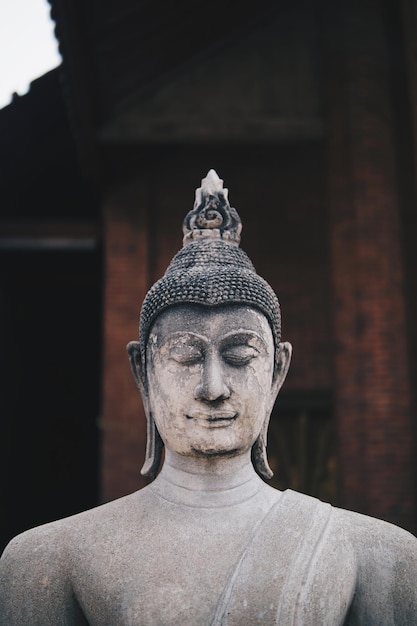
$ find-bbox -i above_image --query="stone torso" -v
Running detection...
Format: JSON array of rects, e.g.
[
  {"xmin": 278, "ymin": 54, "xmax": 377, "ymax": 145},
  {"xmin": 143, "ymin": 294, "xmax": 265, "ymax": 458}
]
[
  {"xmin": 1, "ymin": 469, "xmax": 417, "ymax": 625},
  {"xmin": 71, "ymin": 479, "xmax": 280, "ymax": 625},
  {"xmin": 69, "ymin": 484, "xmax": 356, "ymax": 626},
  {"xmin": 62, "ymin": 471, "xmax": 287, "ymax": 626}
]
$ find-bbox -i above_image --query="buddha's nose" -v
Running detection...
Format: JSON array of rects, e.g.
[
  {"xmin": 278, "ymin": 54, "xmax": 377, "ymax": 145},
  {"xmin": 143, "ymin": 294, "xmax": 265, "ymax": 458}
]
[{"xmin": 194, "ymin": 355, "xmax": 231, "ymax": 401}]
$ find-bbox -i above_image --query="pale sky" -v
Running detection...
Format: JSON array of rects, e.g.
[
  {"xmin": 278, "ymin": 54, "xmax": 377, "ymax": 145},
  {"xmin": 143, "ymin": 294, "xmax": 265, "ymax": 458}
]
[{"xmin": 0, "ymin": 0, "xmax": 61, "ymax": 109}]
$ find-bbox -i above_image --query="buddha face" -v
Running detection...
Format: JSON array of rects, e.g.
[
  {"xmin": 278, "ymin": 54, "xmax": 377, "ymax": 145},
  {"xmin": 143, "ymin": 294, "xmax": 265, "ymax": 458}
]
[{"xmin": 144, "ymin": 304, "xmax": 289, "ymax": 459}]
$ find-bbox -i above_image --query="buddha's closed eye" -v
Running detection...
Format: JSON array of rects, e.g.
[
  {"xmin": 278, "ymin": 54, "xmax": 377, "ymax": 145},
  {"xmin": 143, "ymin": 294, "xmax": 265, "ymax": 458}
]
[
  {"xmin": 169, "ymin": 344, "xmax": 203, "ymax": 365},
  {"xmin": 222, "ymin": 345, "xmax": 259, "ymax": 366}
]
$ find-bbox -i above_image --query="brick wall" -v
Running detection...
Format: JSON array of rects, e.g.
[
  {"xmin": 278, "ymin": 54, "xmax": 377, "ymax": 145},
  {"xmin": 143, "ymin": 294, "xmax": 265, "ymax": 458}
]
[
  {"xmin": 101, "ymin": 175, "xmax": 151, "ymax": 501},
  {"xmin": 323, "ymin": 0, "xmax": 416, "ymax": 531}
]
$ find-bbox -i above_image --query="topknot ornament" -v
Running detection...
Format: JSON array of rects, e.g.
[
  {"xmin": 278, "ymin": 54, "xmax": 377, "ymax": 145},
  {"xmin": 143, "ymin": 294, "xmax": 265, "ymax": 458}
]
[
  {"xmin": 182, "ymin": 169, "xmax": 242, "ymax": 246},
  {"xmin": 139, "ymin": 169, "xmax": 281, "ymax": 365}
]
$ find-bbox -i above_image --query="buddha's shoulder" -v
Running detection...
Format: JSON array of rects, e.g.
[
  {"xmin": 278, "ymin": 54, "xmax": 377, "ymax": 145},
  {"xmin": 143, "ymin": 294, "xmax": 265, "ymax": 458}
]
[
  {"xmin": 285, "ymin": 489, "xmax": 417, "ymax": 546},
  {"xmin": 305, "ymin": 492, "xmax": 417, "ymax": 584},
  {"xmin": 331, "ymin": 502, "xmax": 417, "ymax": 554},
  {"xmin": 0, "ymin": 485, "xmax": 156, "ymax": 565},
  {"xmin": 281, "ymin": 489, "xmax": 417, "ymax": 573}
]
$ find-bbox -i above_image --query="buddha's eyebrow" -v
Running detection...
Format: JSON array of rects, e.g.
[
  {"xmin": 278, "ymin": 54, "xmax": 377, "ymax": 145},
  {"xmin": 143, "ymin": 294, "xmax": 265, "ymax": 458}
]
[
  {"xmin": 161, "ymin": 331, "xmax": 208, "ymax": 347},
  {"xmin": 219, "ymin": 331, "xmax": 267, "ymax": 350}
]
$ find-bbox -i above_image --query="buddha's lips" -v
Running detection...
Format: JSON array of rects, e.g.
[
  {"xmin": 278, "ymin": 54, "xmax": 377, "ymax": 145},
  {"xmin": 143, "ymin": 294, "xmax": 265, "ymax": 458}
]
[{"xmin": 187, "ymin": 410, "xmax": 237, "ymax": 426}]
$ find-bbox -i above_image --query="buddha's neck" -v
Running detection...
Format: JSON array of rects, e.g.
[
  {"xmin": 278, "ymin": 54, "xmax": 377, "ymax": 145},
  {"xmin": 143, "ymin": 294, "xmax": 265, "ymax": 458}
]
[{"xmin": 150, "ymin": 449, "xmax": 265, "ymax": 507}]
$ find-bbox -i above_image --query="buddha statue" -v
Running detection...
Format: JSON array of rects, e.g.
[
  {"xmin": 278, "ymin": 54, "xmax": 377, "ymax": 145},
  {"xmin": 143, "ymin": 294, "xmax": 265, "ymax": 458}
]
[{"xmin": 1, "ymin": 170, "xmax": 417, "ymax": 625}]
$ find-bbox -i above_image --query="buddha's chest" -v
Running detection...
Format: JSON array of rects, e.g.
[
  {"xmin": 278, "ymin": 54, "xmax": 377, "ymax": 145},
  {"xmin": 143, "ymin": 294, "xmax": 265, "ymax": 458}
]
[
  {"xmin": 72, "ymin": 515, "xmax": 257, "ymax": 626},
  {"xmin": 70, "ymin": 500, "xmax": 356, "ymax": 626}
]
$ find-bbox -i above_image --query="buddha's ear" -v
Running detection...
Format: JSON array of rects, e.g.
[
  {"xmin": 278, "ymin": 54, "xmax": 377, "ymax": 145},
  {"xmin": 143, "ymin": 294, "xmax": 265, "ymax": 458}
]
[
  {"xmin": 270, "ymin": 341, "xmax": 292, "ymax": 405},
  {"xmin": 127, "ymin": 341, "xmax": 163, "ymax": 479},
  {"xmin": 252, "ymin": 341, "xmax": 292, "ymax": 481},
  {"xmin": 127, "ymin": 341, "xmax": 147, "ymax": 398}
]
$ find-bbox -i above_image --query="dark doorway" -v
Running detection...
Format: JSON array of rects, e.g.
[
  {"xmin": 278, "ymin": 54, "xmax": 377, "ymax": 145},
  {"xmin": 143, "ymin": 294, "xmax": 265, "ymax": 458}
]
[{"xmin": 0, "ymin": 247, "xmax": 102, "ymax": 553}]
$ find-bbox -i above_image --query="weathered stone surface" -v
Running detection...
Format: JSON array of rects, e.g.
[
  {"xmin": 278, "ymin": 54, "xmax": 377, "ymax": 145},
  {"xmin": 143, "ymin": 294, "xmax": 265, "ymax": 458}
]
[{"xmin": 1, "ymin": 171, "xmax": 417, "ymax": 624}]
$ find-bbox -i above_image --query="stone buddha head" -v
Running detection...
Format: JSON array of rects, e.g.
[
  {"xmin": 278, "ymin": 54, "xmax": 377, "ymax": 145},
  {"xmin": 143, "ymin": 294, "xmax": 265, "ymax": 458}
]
[{"xmin": 128, "ymin": 170, "xmax": 292, "ymax": 479}]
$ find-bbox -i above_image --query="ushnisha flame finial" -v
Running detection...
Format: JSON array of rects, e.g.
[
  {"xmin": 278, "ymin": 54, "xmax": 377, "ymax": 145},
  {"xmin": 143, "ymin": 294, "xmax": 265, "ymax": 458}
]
[{"xmin": 182, "ymin": 169, "xmax": 242, "ymax": 246}]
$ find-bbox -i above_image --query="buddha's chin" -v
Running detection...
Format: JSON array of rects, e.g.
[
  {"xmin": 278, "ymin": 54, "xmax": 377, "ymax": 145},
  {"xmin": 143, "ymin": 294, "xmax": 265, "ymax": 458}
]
[
  {"xmin": 185, "ymin": 430, "xmax": 252, "ymax": 459},
  {"xmin": 159, "ymin": 417, "xmax": 258, "ymax": 459},
  {"xmin": 190, "ymin": 446, "xmax": 241, "ymax": 458}
]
